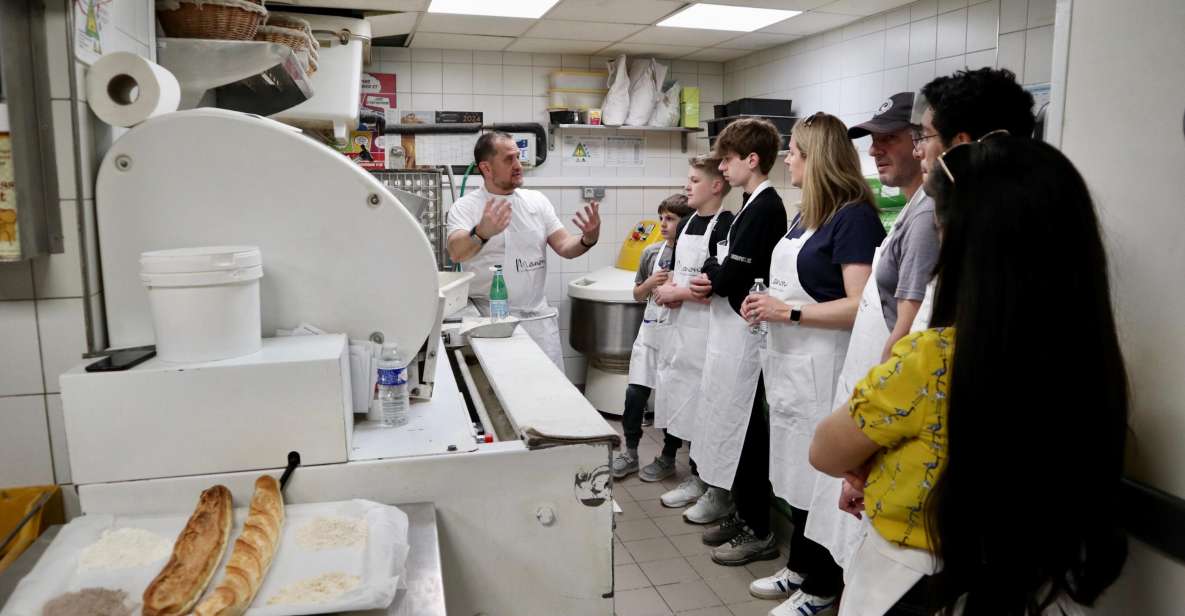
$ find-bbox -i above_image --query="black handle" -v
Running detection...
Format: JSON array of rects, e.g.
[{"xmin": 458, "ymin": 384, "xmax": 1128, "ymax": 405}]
[{"xmin": 279, "ymin": 451, "xmax": 301, "ymax": 492}]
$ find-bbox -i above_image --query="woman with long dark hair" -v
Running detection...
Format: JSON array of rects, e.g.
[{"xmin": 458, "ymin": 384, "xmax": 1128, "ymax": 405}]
[{"xmin": 809, "ymin": 135, "xmax": 1129, "ymax": 615}]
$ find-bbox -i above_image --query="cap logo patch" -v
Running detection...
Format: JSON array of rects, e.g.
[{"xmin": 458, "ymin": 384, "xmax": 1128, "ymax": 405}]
[{"xmin": 876, "ymin": 99, "xmax": 893, "ymax": 114}]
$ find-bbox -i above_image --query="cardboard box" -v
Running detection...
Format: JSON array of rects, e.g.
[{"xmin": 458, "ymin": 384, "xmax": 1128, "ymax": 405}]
[
  {"xmin": 680, "ymin": 86, "xmax": 701, "ymax": 129},
  {"xmin": 61, "ymin": 335, "xmax": 353, "ymax": 485}
]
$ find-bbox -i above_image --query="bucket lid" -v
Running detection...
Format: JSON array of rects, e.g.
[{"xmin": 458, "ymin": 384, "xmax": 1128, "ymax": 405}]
[{"xmin": 140, "ymin": 246, "xmax": 262, "ymax": 274}]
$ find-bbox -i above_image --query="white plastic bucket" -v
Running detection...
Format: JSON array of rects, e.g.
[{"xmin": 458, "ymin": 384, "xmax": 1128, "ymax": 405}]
[{"xmin": 140, "ymin": 246, "xmax": 264, "ymax": 363}]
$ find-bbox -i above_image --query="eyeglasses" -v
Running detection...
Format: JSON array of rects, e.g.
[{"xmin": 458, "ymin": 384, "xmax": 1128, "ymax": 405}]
[
  {"xmin": 912, "ymin": 131, "xmax": 940, "ymax": 146},
  {"xmin": 936, "ymin": 129, "xmax": 1011, "ymax": 184}
]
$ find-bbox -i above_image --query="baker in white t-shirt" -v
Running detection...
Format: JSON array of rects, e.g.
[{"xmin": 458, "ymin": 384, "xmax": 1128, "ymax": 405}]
[{"xmin": 446, "ymin": 132, "xmax": 601, "ymax": 369}]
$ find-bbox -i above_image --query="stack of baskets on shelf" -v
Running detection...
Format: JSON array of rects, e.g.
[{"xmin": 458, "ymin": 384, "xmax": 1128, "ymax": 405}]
[
  {"xmin": 156, "ymin": 0, "xmax": 268, "ymax": 41},
  {"xmin": 255, "ymin": 14, "xmax": 321, "ymax": 75}
]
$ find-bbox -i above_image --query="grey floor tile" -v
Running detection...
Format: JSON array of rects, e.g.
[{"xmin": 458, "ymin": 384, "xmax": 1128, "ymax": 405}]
[
  {"xmin": 640, "ymin": 557, "xmax": 699, "ymax": 586},
  {"xmin": 625, "ymin": 536, "xmax": 683, "ymax": 563},
  {"xmin": 615, "ymin": 563, "xmax": 653, "ymax": 591},
  {"xmin": 677, "ymin": 607, "xmax": 732, "ymax": 616},
  {"xmin": 616, "ymin": 498, "xmax": 650, "ymax": 522},
  {"xmin": 657, "ymin": 579, "xmax": 725, "ymax": 612},
  {"xmin": 703, "ymin": 570, "xmax": 759, "ymax": 605},
  {"xmin": 686, "ymin": 554, "xmax": 754, "ymax": 580},
  {"xmin": 616, "ymin": 518, "xmax": 664, "ymax": 542},
  {"xmin": 615, "ymin": 540, "xmax": 635, "ymax": 565},
  {"xmin": 727, "ymin": 599, "xmax": 782, "ymax": 615},
  {"xmin": 615, "ymin": 587, "xmax": 674, "ymax": 616},
  {"xmin": 669, "ymin": 532, "xmax": 715, "ymax": 557},
  {"xmin": 626, "ymin": 482, "xmax": 670, "ymax": 501},
  {"xmin": 743, "ymin": 558, "xmax": 785, "ymax": 580},
  {"xmin": 654, "ymin": 513, "xmax": 702, "ymax": 537}
]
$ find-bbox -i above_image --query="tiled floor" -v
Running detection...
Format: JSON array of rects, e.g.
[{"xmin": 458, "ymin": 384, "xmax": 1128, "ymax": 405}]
[{"xmin": 608, "ymin": 416, "xmax": 786, "ymax": 616}]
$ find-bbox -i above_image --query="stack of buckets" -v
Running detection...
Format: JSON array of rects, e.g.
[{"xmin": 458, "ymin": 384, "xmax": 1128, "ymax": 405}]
[{"xmin": 139, "ymin": 246, "xmax": 264, "ymax": 363}]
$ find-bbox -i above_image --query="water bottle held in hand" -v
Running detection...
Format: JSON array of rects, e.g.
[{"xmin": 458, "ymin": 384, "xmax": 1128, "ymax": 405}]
[
  {"xmin": 749, "ymin": 278, "xmax": 768, "ymax": 336},
  {"xmin": 489, "ymin": 265, "xmax": 509, "ymax": 321},
  {"xmin": 655, "ymin": 257, "xmax": 674, "ymax": 324},
  {"xmin": 377, "ymin": 344, "xmax": 409, "ymax": 428}
]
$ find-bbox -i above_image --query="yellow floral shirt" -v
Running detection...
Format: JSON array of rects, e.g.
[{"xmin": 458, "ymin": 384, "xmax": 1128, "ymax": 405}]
[{"xmin": 849, "ymin": 328, "xmax": 953, "ymax": 551}]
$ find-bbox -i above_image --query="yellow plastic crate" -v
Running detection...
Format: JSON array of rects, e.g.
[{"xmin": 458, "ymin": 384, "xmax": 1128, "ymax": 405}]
[{"xmin": 0, "ymin": 486, "xmax": 64, "ymax": 574}]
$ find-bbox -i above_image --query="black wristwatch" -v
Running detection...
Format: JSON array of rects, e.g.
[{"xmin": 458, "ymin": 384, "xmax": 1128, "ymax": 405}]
[
  {"xmin": 789, "ymin": 305, "xmax": 804, "ymax": 325},
  {"xmin": 580, "ymin": 235, "xmax": 598, "ymax": 248},
  {"xmin": 470, "ymin": 225, "xmax": 488, "ymax": 246}
]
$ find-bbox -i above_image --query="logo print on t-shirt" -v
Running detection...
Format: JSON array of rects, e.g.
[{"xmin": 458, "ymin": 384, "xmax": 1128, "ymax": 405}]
[{"xmin": 516, "ymin": 256, "xmax": 546, "ymax": 273}]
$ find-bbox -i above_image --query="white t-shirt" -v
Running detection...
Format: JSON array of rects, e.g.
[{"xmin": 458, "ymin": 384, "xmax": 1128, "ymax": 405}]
[{"xmin": 446, "ymin": 185, "xmax": 564, "ymax": 298}]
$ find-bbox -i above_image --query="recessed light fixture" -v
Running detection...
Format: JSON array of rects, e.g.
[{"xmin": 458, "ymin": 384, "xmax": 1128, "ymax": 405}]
[
  {"xmin": 426, "ymin": 0, "xmax": 561, "ymax": 19},
  {"xmin": 657, "ymin": 3, "xmax": 801, "ymax": 32}
]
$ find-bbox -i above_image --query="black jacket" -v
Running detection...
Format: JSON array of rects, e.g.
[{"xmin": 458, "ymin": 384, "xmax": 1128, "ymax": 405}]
[{"xmin": 706, "ymin": 187, "xmax": 788, "ymax": 316}]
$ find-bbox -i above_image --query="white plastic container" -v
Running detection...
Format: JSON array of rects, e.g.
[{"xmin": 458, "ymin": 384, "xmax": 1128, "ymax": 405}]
[
  {"xmin": 548, "ymin": 88, "xmax": 608, "ymax": 110},
  {"xmin": 140, "ymin": 246, "xmax": 264, "ymax": 363}
]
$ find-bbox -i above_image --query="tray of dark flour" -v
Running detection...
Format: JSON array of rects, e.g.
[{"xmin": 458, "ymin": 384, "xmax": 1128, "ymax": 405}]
[{"xmin": 0, "ymin": 499, "xmax": 409, "ymax": 616}]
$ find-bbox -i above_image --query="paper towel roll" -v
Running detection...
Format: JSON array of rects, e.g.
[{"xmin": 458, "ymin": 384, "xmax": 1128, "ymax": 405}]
[{"xmin": 86, "ymin": 52, "xmax": 181, "ymax": 127}]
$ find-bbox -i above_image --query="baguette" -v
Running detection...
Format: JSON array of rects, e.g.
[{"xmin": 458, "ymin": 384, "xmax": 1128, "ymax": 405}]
[
  {"xmin": 193, "ymin": 475, "xmax": 285, "ymax": 616},
  {"xmin": 142, "ymin": 485, "xmax": 233, "ymax": 616}
]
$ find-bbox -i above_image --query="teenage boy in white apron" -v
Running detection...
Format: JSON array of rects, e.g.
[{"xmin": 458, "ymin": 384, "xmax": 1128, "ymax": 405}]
[
  {"xmin": 649, "ymin": 156, "xmax": 734, "ymax": 505},
  {"xmin": 804, "ymin": 93, "xmax": 940, "ymax": 573},
  {"xmin": 612, "ymin": 195, "xmax": 694, "ymax": 479},
  {"xmin": 446, "ymin": 132, "xmax": 601, "ymax": 369},
  {"xmin": 686, "ymin": 119, "xmax": 788, "ymax": 563}
]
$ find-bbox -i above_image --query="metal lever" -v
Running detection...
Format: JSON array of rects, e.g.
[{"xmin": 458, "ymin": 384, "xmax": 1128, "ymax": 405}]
[{"xmin": 280, "ymin": 451, "xmax": 301, "ymax": 492}]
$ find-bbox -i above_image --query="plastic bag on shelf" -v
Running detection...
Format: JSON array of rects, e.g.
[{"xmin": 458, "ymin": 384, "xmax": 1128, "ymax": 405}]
[{"xmin": 602, "ymin": 55, "xmax": 631, "ymax": 126}]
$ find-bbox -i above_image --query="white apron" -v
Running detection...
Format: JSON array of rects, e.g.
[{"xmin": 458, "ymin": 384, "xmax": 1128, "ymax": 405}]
[
  {"xmin": 627, "ymin": 247, "xmax": 670, "ymax": 388},
  {"xmin": 502, "ymin": 216, "xmax": 564, "ymax": 370},
  {"xmin": 764, "ymin": 219, "xmax": 852, "ymax": 509},
  {"xmin": 688, "ymin": 204, "xmax": 765, "ymax": 490},
  {"xmin": 806, "ymin": 189, "xmax": 926, "ymax": 569},
  {"xmin": 838, "ymin": 518, "xmax": 939, "ymax": 616},
  {"xmin": 655, "ymin": 210, "xmax": 723, "ymax": 436}
]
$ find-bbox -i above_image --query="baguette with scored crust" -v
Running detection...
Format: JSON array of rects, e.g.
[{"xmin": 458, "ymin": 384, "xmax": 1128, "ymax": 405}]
[
  {"xmin": 142, "ymin": 485, "xmax": 233, "ymax": 616},
  {"xmin": 193, "ymin": 475, "xmax": 285, "ymax": 616}
]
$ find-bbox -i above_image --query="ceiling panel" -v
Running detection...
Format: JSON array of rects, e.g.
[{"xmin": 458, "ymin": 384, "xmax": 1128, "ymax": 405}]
[
  {"xmin": 409, "ymin": 32, "xmax": 514, "ymax": 50},
  {"xmin": 698, "ymin": 0, "xmax": 833, "ymax": 9},
  {"xmin": 279, "ymin": 0, "xmax": 428, "ymax": 9},
  {"xmin": 682, "ymin": 47, "xmax": 753, "ymax": 62},
  {"xmin": 417, "ymin": 13, "xmax": 536, "ymax": 37},
  {"xmin": 715, "ymin": 32, "xmax": 801, "ymax": 50},
  {"xmin": 600, "ymin": 42, "xmax": 701, "ymax": 59},
  {"xmin": 819, "ymin": 0, "xmax": 915, "ymax": 16},
  {"xmin": 623, "ymin": 26, "xmax": 743, "ymax": 47},
  {"xmin": 757, "ymin": 10, "xmax": 859, "ymax": 35},
  {"xmin": 504, "ymin": 38, "xmax": 613, "ymax": 55},
  {"xmin": 524, "ymin": 19, "xmax": 646, "ymax": 41},
  {"xmin": 542, "ymin": 0, "xmax": 684, "ymax": 24}
]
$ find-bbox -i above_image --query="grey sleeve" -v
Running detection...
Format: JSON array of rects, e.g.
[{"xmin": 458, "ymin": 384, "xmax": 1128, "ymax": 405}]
[
  {"xmin": 894, "ymin": 208, "xmax": 941, "ymax": 302},
  {"xmin": 635, "ymin": 247, "xmax": 657, "ymax": 286}
]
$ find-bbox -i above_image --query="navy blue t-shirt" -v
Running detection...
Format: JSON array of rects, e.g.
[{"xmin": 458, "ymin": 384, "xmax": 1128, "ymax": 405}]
[{"xmin": 786, "ymin": 202, "xmax": 886, "ymax": 303}]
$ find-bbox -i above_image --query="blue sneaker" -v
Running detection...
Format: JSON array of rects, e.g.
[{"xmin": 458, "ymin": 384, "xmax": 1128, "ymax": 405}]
[
  {"xmin": 749, "ymin": 566, "xmax": 804, "ymax": 599},
  {"xmin": 770, "ymin": 590, "xmax": 837, "ymax": 616}
]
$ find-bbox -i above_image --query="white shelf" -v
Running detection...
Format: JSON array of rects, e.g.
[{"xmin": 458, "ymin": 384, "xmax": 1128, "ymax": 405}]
[{"xmin": 548, "ymin": 123, "xmax": 704, "ymax": 152}]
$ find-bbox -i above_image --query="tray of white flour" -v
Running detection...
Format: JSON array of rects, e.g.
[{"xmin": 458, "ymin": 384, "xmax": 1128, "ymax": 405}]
[{"xmin": 1, "ymin": 499, "xmax": 410, "ymax": 616}]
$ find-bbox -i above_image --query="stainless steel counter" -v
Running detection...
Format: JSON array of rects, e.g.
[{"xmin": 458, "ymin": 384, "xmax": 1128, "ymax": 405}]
[{"xmin": 0, "ymin": 503, "xmax": 444, "ymax": 616}]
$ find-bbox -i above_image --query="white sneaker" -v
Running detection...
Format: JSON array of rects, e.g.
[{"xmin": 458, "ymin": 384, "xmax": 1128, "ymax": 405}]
[
  {"xmin": 661, "ymin": 475, "xmax": 707, "ymax": 508},
  {"xmin": 683, "ymin": 486, "xmax": 735, "ymax": 524},
  {"xmin": 769, "ymin": 590, "xmax": 837, "ymax": 616},
  {"xmin": 749, "ymin": 567, "xmax": 804, "ymax": 600}
]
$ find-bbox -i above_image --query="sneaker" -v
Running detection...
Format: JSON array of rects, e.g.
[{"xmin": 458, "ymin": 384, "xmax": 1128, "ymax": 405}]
[
  {"xmin": 683, "ymin": 487, "xmax": 735, "ymax": 524},
  {"xmin": 611, "ymin": 451, "xmax": 638, "ymax": 479},
  {"xmin": 702, "ymin": 512, "xmax": 745, "ymax": 546},
  {"xmin": 661, "ymin": 475, "xmax": 707, "ymax": 508},
  {"xmin": 769, "ymin": 590, "xmax": 837, "ymax": 616},
  {"xmin": 749, "ymin": 567, "xmax": 804, "ymax": 600},
  {"xmin": 710, "ymin": 526, "xmax": 779, "ymax": 566},
  {"xmin": 639, "ymin": 456, "xmax": 676, "ymax": 482}
]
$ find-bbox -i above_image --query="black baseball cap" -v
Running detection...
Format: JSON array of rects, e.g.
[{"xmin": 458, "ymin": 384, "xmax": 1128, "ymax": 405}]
[{"xmin": 848, "ymin": 92, "xmax": 916, "ymax": 138}]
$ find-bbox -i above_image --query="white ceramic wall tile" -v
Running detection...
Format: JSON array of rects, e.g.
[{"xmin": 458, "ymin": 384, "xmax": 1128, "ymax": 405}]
[
  {"xmin": 883, "ymin": 24, "xmax": 911, "ymax": 69},
  {"xmin": 443, "ymin": 94, "xmax": 474, "ymax": 110},
  {"xmin": 935, "ymin": 54, "xmax": 967, "ymax": 77},
  {"xmin": 673, "ymin": 72, "xmax": 698, "ymax": 88},
  {"xmin": 503, "ymin": 96, "xmax": 535, "ymax": 122},
  {"xmin": 0, "ymin": 300, "xmax": 43, "ymax": 396},
  {"xmin": 908, "ymin": 61, "xmax": 938, "ymax": 91},
  {"xmin": 379, "ymin": 47, "xmax": 410, "ymax": 62},
  {"xmin": 0, "ymin": 395, "xmax": 54, "ymax": 487},
  {"xmin": 911, "ymin": 0, "xmax": 939, "ymax": 21},
  {"xmin": 939, "ymin": 0, "xmax": 969, "ymax": 13},
  {"xmin": 699, "ymin": 62, "xmax": 724, "ymax": 75},
  {"xmin": 390, "ymin": 63, "xmax": 412, "ymax": 92},
  {"xmin": 442, "ymin": 49, "xmax": 472, "ymax": 63},
  {"xmin": 967, "ymin": 0, "xmax": 1000, "ymax": 52},
  {"xmin": 51, "ymin": 101, "xmax": 76, "ymax": 201},
  {"xmin": 0, "ymin": 263, "xmax": 34, "ymax": 301},
  {"xmin": 474, "ymin": 65, "xmax": 504, "ymax": 95},
  {"xmin": 473, "ymin": 51, "xmax": 502, "ymax": 65},
  {"xmin": 936, "ymin": 9, "xmax": 968, "ymax": 58},
  {"xmin": 532, "ymin": 66, "xmax": 552, "ymax": 97},
  {"xmin": 1022, "ymin": 25, "xmax": 1054, "ymax": 84},
  {"xmin": 561, "ymin": 55, "xmax": 590, "ymax": 69},
  {"xmin": 885, "ymin": 5, "xmax": 912, "ymax": 28},
  {"xmin": 698, "ymin": 74, "xmax": 724, "ymax": 103},
  {"xmin": 532, "ymin": 53, "xmax": 562, "ymax": 68},
  {"xmin": 909, "ymin": 17, "xmax": 938, "ymax": 63},
  {"xmin": 1026, "ymin": 0, "xmax": 1055, "ymax": 27},
  {"xmin": 503, "ymin": 52, "xmax": 532, "ymax": 66},
  {"xmin": 819, "ymin": 79, "xmax": 843, "ymax": 113},
  {"xmin": 32, "ymin": 199, "xmax": 83, "ymax": 300},
  {"xmin": 473, "ymin": 95, "xmax": 504, "ymax": 123},
  {"xmin": 442, "ymin": 63, "xmax": 474, "ymax": 93},
  {"xmin": 999, "ymin": 0, "xmax": 1029, "ymax": 33},
  {"xmin": 996, "ymin": 31, "xmax": 1026, "ymax": 76},
  {"xmin": 965, "ymin": 48, "xmax": 997, "ymax": 70},
  {"xmin": 45, "ymin": 393, "xmax": 71, "ymax": 484},
  {"xmin": 503, "ymin": 65, "xmax": 533, "ymax": 96},
  {"xmin": 412, "ymin": 48, "xmax": 443, "ymax": 62},
  {"xmin": 411, "ymin": 62, "xmax": 443, "ymax": 93},
  {"xmin": 410, "ymin": 93, "xmax": 443, "ymax": 110},
  {"xmin": 882, "ymin": 66, "xmax": 910, "ymax": 97},
  {"xmin": 35, "ymin": 297, "xmax": 87, "ymax": 394}
]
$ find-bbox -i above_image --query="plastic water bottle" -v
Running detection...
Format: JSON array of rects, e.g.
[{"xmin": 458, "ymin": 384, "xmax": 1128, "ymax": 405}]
[
  {"xmin": 489, "ymin": 265, "xmax": 509, "ymax": 321},
  {"xmin": 749, "ymin": 278, "xmax": 769, "ymax": 336},
  {"xmin": 654, "ymin": 256, "xmax": 673, "ymax": 324},
  {"xmin": 377, "ymin": 344, "xmax": 409, "ymax": 427}
]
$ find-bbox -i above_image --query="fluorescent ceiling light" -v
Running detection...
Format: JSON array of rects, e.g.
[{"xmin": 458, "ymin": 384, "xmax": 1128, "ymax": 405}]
[
  {"xmin": 427, "ymin": 0, "xmax": 560, "ymax": 19},
  {"xmin": 657, "ymin": 3, "xmax": 801, "ymax": 32}
]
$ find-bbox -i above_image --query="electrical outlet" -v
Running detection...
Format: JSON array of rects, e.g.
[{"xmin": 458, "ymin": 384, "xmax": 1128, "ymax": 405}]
[{"xmin": 581, "ymin": 186, "xmax": 606, "ymax": 200}]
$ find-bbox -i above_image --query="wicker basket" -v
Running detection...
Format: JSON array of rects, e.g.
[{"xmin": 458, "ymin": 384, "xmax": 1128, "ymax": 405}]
[
  {"xmin": 156, "ymin": 0, "xmax": 267, "ymax": 41},
  {"xmin": 256, "ymin": 19, "xmax": 319, "ymax": 75}
]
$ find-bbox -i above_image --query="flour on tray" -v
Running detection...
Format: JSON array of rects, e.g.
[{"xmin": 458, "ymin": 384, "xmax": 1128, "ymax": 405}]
[
  {"xmin": 294, "ymin": 515, "xmax": 368, "ymax": 550},
  {"xmin": 78, "ymin": 527, "xmax": 172, "ymax": 570},
  {"xmin": 267, "ymin": 572, "xmax": 362, "ymax": 605}
]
